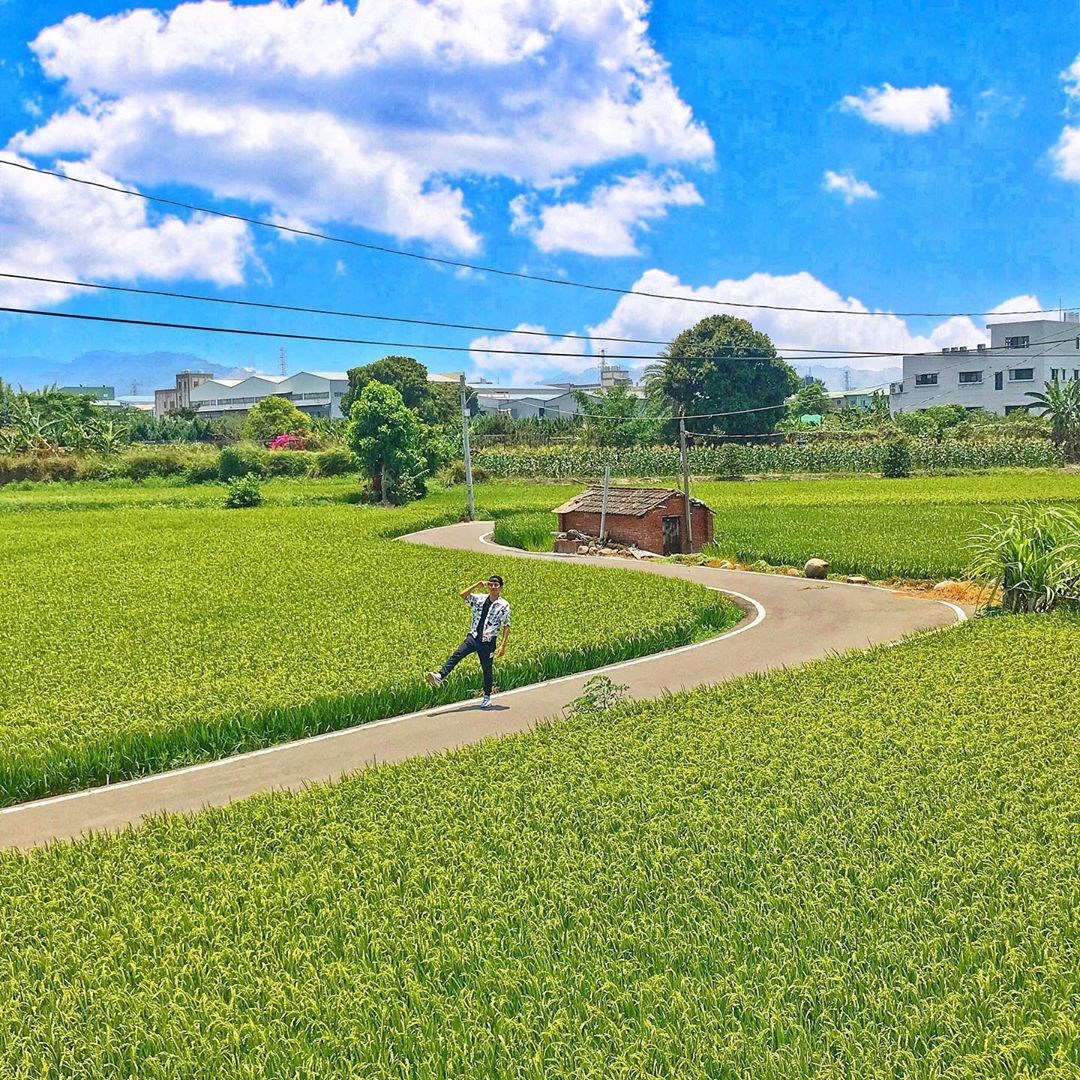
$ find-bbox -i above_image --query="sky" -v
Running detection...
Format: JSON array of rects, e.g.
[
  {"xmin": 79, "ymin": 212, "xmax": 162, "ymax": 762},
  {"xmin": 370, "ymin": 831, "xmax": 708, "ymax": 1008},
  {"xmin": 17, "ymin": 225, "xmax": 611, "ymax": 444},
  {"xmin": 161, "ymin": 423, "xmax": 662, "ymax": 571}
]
[{"xmin": 0, "ymin": 0, "xmax": 1078, "ymax": 391}]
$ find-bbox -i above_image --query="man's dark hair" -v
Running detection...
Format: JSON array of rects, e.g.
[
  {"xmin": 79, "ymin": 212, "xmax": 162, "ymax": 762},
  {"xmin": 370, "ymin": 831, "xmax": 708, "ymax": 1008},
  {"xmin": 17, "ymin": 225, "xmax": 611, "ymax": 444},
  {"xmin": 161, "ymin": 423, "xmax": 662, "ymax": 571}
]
[{"xmin": 488, "ymin": 574, "xmax": 504, "ymax": 587}]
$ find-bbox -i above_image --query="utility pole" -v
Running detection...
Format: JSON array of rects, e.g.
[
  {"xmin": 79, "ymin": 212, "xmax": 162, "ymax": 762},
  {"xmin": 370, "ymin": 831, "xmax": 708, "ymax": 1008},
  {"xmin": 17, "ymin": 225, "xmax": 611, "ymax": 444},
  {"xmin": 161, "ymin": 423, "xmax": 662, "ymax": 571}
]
[
  {"xmin": 599, "ymin": 464, "xmax": 611, "ymax": 544},
  {"xmin": 459, "ymin": 372, "xmax": 475, "ymax": 522},
  {"xmin": 679, "ymin": 419, "xmax": 693, "ymax": 553}
]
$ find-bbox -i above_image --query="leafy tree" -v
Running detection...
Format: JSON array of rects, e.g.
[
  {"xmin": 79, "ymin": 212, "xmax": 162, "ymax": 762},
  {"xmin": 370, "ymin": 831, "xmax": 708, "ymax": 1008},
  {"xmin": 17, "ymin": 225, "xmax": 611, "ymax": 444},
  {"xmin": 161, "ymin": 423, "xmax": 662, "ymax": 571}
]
[
  {"xmin": 573, "ymin": 382, "xmax": 663, "ymax": 447},
  {"xmin": 788, "ymin": 380, "xmax": 831, "ymax": 421},
  {"xmin": 345, "ymin": 381, "xmax": 429, "ymax": 504},
  {"xmin": 242, "ymin": 395, "xmax": 311, "ymax": 444},
  {"xmin": 645, "ymin": 315, "xmax": 800, "ymax": 436},
  {"xmin": 1026, "ymin": 379, "xmax": 1080, "ymax": 463},
  {"xmin": 342, "ymin": 355, "xmax": 470, "ymax": 425},
  {"xmin": 342, "ymin": 356, "xmax": 430, "ymax": 418}
]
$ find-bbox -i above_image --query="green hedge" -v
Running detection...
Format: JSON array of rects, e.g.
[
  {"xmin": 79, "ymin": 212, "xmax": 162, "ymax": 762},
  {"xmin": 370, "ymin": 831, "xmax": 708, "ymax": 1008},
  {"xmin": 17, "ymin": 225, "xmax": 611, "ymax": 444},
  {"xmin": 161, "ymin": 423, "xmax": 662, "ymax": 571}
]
[{"xmin": 0, "ymin": 445, "xmax": 359, "ymax": 487}]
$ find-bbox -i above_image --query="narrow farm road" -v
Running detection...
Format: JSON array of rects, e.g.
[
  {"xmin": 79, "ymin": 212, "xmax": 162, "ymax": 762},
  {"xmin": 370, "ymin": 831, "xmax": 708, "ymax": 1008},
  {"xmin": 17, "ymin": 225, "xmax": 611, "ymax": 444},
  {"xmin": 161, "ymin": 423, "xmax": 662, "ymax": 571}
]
[{"xmin": 0, "ymin": 521, "xmax": 965, "ymax": 849}]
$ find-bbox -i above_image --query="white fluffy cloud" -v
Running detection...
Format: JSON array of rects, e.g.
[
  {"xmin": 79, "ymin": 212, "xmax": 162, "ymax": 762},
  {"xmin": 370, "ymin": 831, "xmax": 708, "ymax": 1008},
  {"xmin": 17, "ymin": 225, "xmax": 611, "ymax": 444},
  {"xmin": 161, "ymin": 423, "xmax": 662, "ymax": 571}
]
[
  {"xmin": 510, "ymin": 171, "xmax": 702, "ymax": 256},
  {"xmin": 469, "ymin": 323, "xmax": 591, "ymax": 384},
  {"xmin": 822, "ymin": 170, "xmax": 879, "ymax": 204},
  {"xmin": 0, "ymin": 154, "xmax": 251, "ymax": 306},
  {"xmin": 1052, "ymin": 55, "xmax": 1080, "ymax": 181},
  {"xmin": 11, "ymin": 0, "xmax": 712, "ymax": 258},
  {"xmin": 579, "ymin": 270, "xmax": 1040, "ymax": 375},
  {"xmin": 839, "ymin": 83, "xmax": 953, "ymax": 133}
]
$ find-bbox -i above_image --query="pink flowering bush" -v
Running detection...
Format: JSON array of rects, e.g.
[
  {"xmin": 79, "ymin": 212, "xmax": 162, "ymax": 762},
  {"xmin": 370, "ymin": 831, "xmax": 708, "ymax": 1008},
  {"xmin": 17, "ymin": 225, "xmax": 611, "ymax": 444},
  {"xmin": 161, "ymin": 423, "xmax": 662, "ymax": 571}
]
[{"xmin": 267, "ymin": 433, "xmax": 308, "ymax": 451}]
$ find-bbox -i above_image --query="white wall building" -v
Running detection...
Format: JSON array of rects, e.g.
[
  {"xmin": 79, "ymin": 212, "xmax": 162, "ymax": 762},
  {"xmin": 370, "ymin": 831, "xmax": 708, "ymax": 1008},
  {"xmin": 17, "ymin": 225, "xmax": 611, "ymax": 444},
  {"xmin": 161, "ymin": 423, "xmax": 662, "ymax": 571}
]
[
  {"xmin": 190, "ymin": 371, "xmax": 349, "ymax": 419},
  {"xmin": 890, "ymin": 315, "xmax": 1080, "ymax": 415}
]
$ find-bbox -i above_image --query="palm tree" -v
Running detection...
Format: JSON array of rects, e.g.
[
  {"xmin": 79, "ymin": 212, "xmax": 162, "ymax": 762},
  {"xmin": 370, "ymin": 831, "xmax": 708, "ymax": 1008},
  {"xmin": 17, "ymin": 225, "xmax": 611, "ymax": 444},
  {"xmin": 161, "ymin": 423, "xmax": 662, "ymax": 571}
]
[{"xmin": 1026, "ymin": 380, "xmax": 1080, "ymax": 463}]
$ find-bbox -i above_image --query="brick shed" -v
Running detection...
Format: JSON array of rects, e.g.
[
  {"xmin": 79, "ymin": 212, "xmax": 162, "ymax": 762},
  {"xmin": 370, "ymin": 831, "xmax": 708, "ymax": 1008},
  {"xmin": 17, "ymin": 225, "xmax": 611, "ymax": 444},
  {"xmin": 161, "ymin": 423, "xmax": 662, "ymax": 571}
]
[{"xmin": 553, "ymin": 487, "xmax": 714, "ymax": 556}]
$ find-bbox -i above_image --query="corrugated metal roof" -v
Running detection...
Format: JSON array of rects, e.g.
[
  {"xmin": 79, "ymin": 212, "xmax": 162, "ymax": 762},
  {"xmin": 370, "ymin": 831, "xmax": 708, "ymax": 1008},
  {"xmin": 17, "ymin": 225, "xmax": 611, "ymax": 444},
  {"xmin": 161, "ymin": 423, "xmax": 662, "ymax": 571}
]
[{"xmin": 553, "ymin": 486, "xmax": 690, "ymax": 517}]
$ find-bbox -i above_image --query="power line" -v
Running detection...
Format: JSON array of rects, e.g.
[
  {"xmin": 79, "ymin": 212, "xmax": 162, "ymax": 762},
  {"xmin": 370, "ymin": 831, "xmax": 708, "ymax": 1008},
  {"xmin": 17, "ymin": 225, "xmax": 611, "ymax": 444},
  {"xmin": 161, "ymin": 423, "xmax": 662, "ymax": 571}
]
[
  {"xmin": 1, "ymin": 157, "xmax": 1073, "ymax": 319},
  {"xmin": 0, "ymin": 270, "xmax": 918, "ymax": 355},
  {"xmin": 3, "ymin": 296, "xmax": 1077, "ymax": 366}
]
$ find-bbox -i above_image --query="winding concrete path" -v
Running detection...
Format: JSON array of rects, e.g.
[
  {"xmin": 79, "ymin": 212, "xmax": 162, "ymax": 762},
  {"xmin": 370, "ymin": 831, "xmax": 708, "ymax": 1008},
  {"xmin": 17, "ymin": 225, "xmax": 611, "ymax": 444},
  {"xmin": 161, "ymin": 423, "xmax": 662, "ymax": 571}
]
[{"xmin": 0, "ymin": 521, "xmax": 965, "ymax": 850}]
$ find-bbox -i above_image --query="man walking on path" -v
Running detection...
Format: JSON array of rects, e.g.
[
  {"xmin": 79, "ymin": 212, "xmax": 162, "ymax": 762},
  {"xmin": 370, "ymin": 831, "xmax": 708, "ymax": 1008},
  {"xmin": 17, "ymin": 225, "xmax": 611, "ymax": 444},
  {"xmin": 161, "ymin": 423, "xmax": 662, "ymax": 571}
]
[{"xmin": 427, "ymin": 575, "xmax": 511, "ymax": 707}]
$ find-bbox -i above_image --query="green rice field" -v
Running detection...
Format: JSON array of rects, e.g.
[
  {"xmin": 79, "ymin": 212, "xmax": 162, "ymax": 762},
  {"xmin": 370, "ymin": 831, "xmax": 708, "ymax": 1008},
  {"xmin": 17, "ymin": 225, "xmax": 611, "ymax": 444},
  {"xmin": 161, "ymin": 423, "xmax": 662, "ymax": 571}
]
[
  {"xmin": 1, "ymin": 611, "xmax": 1077, "ymax": 1077},
  {"xmin": 0, "ymin": 487, "xmax": 736, "ymax": 805}
]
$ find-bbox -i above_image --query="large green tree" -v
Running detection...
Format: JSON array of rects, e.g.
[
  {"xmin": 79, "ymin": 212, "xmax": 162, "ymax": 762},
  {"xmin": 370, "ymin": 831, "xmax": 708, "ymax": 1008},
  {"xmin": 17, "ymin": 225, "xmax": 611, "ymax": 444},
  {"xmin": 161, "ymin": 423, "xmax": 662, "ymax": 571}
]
[
  {"xmin": 242, "ymin": 395, "xmax": 312, "ymax": 444},
  {"xmin": 645, "ymin": 315, "xmax": 800, "ymax": 436},
  {"xmin": 345, "ymin": 381, "xmax": 429, "ymax": 504}
]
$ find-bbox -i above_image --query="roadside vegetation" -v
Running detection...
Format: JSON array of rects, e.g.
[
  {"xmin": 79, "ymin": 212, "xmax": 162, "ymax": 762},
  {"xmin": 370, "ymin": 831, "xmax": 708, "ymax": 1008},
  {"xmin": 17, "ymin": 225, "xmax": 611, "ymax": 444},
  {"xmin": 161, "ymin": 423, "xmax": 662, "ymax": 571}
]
[{"xmin": 1, "ymin": 612, "xmax": 1077, "ymax": 1077}]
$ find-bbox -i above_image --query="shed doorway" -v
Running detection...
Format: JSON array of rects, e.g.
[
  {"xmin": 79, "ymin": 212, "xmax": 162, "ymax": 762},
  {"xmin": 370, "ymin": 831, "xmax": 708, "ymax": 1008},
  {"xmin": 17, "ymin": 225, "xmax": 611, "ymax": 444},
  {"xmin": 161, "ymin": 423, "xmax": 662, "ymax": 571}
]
[{"xmin": 661, "ymin": 515, "xmax": 682, "ymax": 555}]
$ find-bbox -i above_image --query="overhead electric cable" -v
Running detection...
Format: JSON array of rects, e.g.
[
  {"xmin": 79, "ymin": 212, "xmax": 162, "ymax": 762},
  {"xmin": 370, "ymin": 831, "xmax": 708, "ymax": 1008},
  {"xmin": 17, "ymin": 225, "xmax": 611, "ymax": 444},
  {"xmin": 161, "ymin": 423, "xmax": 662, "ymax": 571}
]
[
  {"xmin": 5, "ymin": 303, "xmax": 1078, "ymax": 364},
  {"xmin": 8, "ymin": 270, "xmax": 1065, "ymax": 359},
  {"xmin": 1, "ymin": 158, "xmax": 1074, "ymax": 318}
]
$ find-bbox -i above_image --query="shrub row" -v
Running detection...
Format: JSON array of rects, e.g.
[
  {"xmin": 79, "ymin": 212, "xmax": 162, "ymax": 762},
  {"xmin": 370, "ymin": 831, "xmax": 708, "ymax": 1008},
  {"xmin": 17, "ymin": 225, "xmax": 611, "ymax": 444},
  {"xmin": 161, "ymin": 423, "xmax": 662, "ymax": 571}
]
[
  {"xmin": 0, "ymin": 444, "xmax": 358, "ymax": 486},
  {"xmin": 473, "ymin": 438, "xmax": 1064, "ymax": 478}
]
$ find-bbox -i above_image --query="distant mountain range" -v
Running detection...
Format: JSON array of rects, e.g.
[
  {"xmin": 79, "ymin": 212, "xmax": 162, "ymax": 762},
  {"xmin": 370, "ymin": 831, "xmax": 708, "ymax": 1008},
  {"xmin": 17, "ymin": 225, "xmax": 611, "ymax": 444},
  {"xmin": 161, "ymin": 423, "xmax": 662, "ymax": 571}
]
[{"xmin": 0, "ymin": 350, "xmax": 261, "ymax": 395}]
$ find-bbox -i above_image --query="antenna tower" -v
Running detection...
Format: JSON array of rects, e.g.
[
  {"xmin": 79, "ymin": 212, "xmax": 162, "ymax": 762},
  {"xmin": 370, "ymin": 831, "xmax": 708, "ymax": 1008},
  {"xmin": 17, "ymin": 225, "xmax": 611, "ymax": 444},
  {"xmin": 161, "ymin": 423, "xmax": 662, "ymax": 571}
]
[{"xmin": 279, "ymin": 346, "xmax": 287, "ymax": 376}]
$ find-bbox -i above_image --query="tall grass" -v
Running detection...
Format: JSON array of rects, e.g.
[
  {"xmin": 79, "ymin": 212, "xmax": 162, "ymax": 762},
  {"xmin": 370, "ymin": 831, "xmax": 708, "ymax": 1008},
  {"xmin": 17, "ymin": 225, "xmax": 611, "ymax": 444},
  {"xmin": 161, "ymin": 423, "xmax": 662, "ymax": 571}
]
[
  {"xmin": 967, "ymin": 505, "xmax": 1080, "ymax": 611},
  {"xmin": 492, "ymin": 511, "xmax": 557, "ymax": 551}
]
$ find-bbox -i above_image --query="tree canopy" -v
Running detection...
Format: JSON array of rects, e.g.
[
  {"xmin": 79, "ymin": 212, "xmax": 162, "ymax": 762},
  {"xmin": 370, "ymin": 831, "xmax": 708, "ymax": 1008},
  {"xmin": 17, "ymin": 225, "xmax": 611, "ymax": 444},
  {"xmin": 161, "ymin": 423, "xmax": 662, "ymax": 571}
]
[
  {"xmin": 340, "ymin": 356, "xmax": 462, "ymax": 425},
  {"xmin": 645, "ymin": 315, "xmax": 800, "ymax": 436},
  {"xmin": 242, "ymin": 395, "xmax": 312, "ymax": 444},
  {"xmin": 345, "ymin": 381, "xmax": 429, "ymax": 504},
  {"xmin": 573, "ymin": 382, "xmax": 663, "ymax": 447}
]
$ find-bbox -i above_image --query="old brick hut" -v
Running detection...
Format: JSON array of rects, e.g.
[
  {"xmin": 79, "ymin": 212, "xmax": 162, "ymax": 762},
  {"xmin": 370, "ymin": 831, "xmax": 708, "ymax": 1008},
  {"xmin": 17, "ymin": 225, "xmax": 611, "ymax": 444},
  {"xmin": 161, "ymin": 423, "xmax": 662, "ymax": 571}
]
[{"xmin": 553, "ymin": 487, "xmax": 714, "ymax": 556}]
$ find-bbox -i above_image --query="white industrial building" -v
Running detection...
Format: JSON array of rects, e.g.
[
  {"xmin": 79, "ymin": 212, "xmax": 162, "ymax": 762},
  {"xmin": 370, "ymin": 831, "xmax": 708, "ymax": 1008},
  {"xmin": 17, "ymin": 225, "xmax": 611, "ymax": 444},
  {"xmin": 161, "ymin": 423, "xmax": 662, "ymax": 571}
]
[
  {"xmin": 154, "ymin": 364, "xmax": 634, "ymax": 421},
  {"xmin": 188, "ymin": 371, "xmax": 350, "ymax": 419},
  {"xmin": 890, "ymin": 315, "xmax": 1080, "ymax": 415}
]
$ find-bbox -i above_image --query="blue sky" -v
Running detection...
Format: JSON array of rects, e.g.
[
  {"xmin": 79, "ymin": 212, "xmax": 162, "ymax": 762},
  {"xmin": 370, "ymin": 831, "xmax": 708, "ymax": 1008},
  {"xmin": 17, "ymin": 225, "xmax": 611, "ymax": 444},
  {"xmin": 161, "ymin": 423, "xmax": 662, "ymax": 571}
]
[{"xmin": 0, "ymin": 0, "xmax": 1077, "ymax": 389}]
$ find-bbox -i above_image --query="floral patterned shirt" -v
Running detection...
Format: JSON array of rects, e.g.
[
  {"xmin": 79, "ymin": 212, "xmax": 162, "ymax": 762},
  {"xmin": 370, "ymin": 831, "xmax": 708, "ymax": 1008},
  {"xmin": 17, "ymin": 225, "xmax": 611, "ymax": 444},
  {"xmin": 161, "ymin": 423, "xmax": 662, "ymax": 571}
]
[{"xmin": 466, "ymin": 592, "xmax": 512, "ymax": 641}]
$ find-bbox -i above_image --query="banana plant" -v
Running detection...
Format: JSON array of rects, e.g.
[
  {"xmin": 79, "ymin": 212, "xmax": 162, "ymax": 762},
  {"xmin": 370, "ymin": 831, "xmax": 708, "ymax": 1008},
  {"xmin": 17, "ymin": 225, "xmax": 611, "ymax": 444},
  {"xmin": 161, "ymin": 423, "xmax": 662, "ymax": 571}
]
[{"xmin": 1026, "ymin": 379, "xmax": 1080, "ymax": 463}]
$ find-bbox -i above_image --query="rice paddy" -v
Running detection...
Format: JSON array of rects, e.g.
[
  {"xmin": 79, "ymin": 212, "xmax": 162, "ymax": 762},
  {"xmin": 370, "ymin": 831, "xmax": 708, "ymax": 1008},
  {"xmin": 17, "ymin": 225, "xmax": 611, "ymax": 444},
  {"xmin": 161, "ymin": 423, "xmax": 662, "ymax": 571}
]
[
  {"xmin": 1, "ymin": 611, "xmax": 1077, "ymax": 1077},
  {"xmin": 0, "ymin": 489, "xmax": 736, "ymax": 805}
]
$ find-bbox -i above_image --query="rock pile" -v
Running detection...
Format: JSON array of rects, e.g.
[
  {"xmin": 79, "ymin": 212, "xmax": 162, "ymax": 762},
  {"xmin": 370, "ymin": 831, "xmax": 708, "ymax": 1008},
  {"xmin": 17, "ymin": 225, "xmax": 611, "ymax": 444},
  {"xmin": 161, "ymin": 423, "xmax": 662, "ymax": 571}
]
[{"xmin": 554, "ymin": 530, "xmax": 657, "ymax": 559}]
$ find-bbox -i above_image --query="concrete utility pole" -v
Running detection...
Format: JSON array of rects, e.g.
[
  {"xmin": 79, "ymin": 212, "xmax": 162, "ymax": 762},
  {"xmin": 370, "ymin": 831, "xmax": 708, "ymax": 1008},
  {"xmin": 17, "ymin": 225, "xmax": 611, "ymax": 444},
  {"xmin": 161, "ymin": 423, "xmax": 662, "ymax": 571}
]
[
  {"xmin": 679, "ymin": 419, "xmax": 693, "ymax": 553},
  {"xmin": 460, "ymin": 372, "xmax": 475, "ymax": 522}
]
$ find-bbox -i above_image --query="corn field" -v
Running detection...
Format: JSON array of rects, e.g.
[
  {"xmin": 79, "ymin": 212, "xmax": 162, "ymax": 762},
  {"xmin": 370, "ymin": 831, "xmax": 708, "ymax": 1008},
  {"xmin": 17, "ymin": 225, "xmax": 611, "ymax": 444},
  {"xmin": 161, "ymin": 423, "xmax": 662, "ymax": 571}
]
[{"xmin": 474, "ymin": 438, "xmax": 1064, "ymax": 479}]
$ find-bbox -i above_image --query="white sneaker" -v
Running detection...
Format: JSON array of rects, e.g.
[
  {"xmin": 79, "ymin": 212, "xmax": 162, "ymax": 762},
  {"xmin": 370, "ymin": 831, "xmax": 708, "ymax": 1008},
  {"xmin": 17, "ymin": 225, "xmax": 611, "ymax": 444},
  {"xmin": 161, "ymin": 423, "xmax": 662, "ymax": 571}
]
[
  {"xmin": 480, "ymin": 695, "xmax": 492, "ymax": 707},
  {"xmin": 426, "ymin": 671, "xmax": 443, "ymax": 688}
]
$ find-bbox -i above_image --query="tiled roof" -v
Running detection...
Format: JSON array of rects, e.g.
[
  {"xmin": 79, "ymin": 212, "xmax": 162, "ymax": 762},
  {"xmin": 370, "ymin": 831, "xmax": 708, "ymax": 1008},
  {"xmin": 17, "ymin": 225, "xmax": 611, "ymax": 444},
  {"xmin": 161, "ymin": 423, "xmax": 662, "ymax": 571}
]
[{"xmin": 553, "ymin": 486, "xmax": 701, "ymax": 517}]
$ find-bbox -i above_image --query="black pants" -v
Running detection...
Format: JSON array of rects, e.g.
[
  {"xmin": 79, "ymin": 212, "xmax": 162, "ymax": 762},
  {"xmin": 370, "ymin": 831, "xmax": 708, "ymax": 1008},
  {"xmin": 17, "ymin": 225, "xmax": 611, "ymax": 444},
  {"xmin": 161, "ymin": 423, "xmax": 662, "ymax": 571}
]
[{"xmin": 439, "ymin": 635, "xmax": 496, "ymax": 695}]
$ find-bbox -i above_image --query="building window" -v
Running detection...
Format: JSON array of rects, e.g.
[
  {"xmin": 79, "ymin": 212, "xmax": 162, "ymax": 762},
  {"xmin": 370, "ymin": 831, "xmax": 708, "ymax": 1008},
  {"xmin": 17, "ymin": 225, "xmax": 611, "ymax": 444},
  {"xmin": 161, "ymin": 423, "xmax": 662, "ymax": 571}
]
[
  {"xmin": 914, "ymin": 373, "xmax": 938, "ymax": 386},
  {"xmin": 995, "ymin": 371, "xmax": 1003, "ymax": 390},
  {"xmin": 1004, "ymin": 336, "xmax": 1029, "ymax": 349},
  {"xmin": 1009, "ymin": 368, "xmax": 1034, "ymax": 382},
  {"xmin": 958, "ymin": 371, "xmax": 982, "ymax": 384},
  {"xmin": 1074, "ymin": 369, "xmax": 1080, "ymax": 381},
  {"xmin": 1051, "ymin": 369, "xmax": 1060, "ymax": 381}
]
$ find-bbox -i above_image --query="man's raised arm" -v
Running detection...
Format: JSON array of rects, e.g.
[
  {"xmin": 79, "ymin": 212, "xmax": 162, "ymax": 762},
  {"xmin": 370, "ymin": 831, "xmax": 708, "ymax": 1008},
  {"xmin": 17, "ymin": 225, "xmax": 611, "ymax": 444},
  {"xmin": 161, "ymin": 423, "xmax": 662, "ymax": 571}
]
[{"xmin": 460, "ymin": 579, "xmax": 486, "ymax": 601}]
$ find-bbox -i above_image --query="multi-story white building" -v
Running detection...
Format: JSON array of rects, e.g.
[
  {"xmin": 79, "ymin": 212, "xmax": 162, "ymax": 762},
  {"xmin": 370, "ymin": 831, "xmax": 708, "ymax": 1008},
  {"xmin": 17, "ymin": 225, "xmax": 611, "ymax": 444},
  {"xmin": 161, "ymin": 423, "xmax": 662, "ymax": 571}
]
[{"xmin": 890, "ymin": 315, "xmax": 1080, "ymax": 415}]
